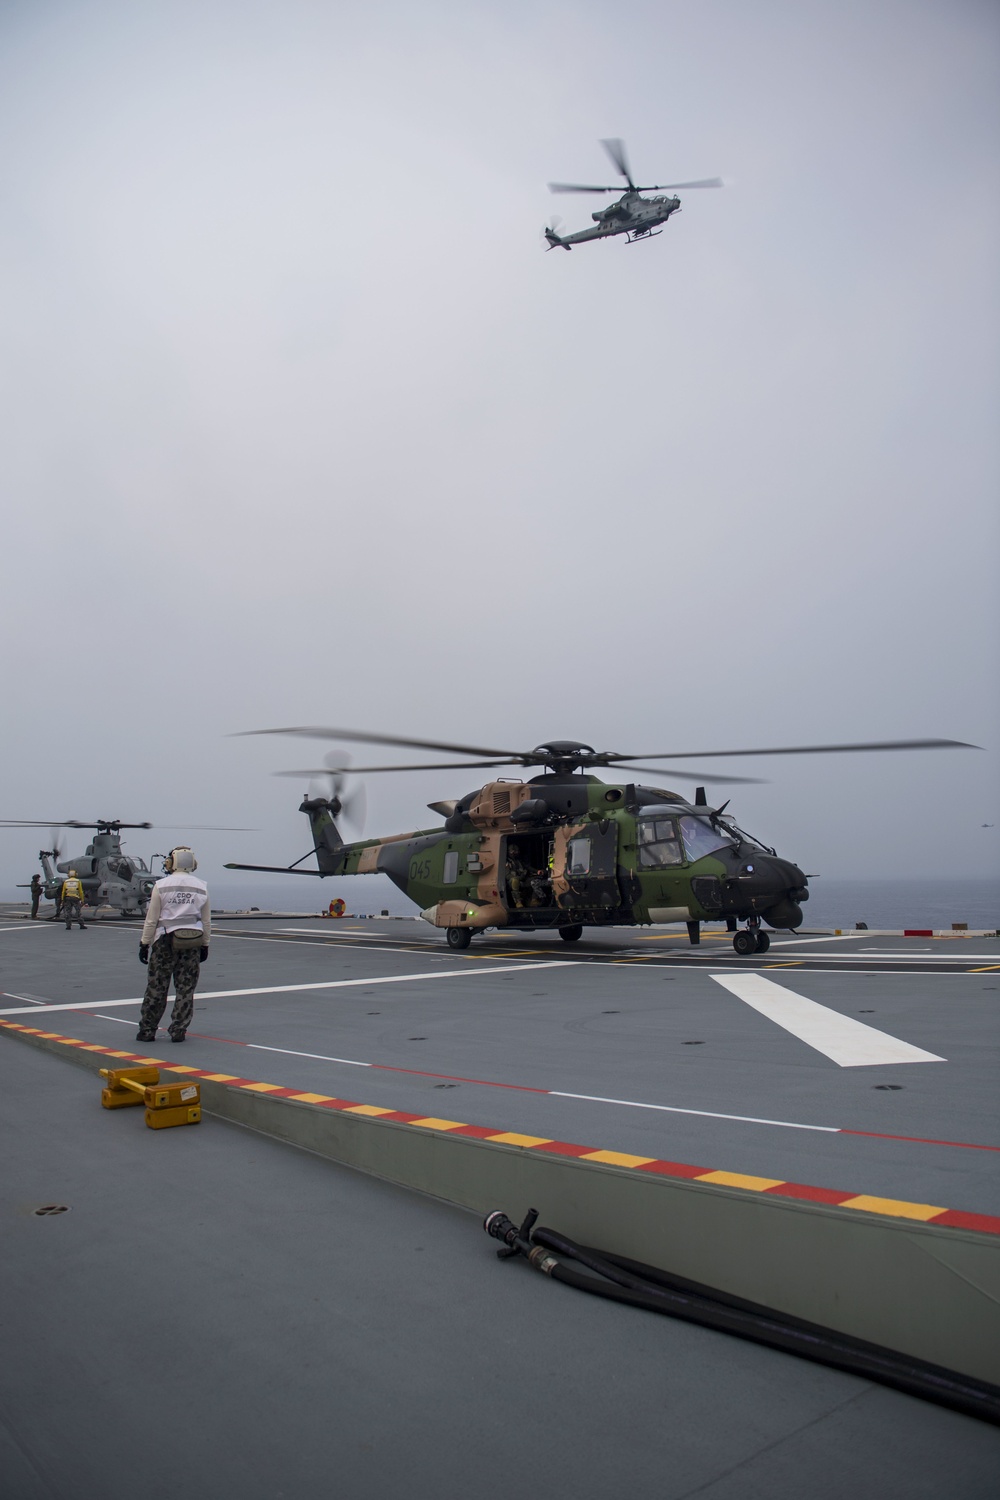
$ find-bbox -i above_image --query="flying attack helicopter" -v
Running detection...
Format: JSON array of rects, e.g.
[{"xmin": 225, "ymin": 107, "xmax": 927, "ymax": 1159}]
[
  {"xmin": 3, "ymin": 817, "xmax": 249, "ymax": 917},
  {"xmin": 226, "ymin": 728, "xmax": 974, "ymax": 954},
  {"xmin": 543, "ymin": 138, "xmax": 723, "ymax": 250}
]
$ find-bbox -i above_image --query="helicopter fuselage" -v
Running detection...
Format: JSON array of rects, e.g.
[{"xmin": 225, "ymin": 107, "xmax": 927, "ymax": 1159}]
[
  {"xmin": 234, "ymin": 774, "xmax": 808, "ymax": 945},
  {"xmin": 41, "ymin": 829, "xmax": 158, "ymax": 915},
  {"xmin": 549, "ymin": 191, "xmax": 681, "ymax": 249}
]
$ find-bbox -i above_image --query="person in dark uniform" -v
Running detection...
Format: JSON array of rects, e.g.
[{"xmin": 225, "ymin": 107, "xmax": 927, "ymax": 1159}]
[
  {"xmin": 506, "ymin": 844, "xmax": 530, "ymax": 909},
  {"xmin": 29, "ymin": 873, "xmax": 43, "ymax": 920}
]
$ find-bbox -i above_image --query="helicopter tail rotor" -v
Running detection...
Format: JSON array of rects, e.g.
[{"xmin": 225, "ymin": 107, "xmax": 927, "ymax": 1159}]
[
  {"xmin": 543, "ymin": 216, "xmax": 570, "ymax": 251},
  {"xmin": 307, "ymin": 753, "xmax": 367, "ymax": 837}
]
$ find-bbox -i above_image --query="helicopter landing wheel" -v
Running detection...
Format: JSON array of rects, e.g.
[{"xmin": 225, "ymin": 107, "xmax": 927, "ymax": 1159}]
[
  {"xmin": 559, "ymin": 924, "xmax": 584, "ymax": 943},
  {"xmin": 446, "ymin": 926, "xmax": 473, "ymax": 951},
  {"xmin": 754, "ymin": 930, "xmax": 770, "ymax": 953},
  {"xmin": 733, "ymin": 929, "xmax": 756, "ymax": 956}
]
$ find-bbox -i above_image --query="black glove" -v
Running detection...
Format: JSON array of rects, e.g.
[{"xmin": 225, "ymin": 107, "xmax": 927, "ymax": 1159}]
[
  {"xmin": 138, "ymin": 944, "xmax": 150, "ymax": 965},
  {"xmin": 199, "ymin": 946, "xmax": 209, "ymax": 963}
]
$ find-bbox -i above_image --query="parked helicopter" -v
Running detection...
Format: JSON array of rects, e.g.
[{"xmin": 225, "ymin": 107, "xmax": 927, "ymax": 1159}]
[
  {"xmin": 226, "ymin": 728, "xmax": 974, "ymax": 954},
  {"xmin": 544, "ymin": 138, "xmax": 723, "ymax": 250},
  {"xmin": 3, "ymin": 817, "xmax": 250, "ymax": 917}
]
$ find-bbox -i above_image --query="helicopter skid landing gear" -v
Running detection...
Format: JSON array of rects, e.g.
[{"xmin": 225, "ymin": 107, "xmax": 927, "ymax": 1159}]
[{"xmin": 446, "ymin": 926, "xmax": 473, "ymax": 951}]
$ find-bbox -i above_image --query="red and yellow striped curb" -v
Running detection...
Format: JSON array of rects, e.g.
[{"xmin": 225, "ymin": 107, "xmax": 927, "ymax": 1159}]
[{"xmin": 4, "ymin": 1018, "xmax": 998, "ymax": 1237}]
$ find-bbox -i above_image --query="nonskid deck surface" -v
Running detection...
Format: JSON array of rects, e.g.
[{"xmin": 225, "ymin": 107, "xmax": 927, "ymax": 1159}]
[
  {"xmin": 6, "ymin": 1042, "xmax": 998, "ymax": 1500},
  {"xmin": 2, "ymin": 918, "xmax": 998, "ymax": 1216}
]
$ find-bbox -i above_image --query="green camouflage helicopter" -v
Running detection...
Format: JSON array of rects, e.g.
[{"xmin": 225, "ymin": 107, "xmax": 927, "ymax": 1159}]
[{"xmin": 226, "ymin": 728, "xmax": 973, "ymax": 954}]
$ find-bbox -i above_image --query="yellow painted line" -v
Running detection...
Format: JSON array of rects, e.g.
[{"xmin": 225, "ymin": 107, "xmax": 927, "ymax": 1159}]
[
  {"xmin": 613, "ymin": 956, "xmax": 656, "ymax": 963},
  {"xmin": 637, "ymin": 933, "xmax": 730, "ymax": 942},
  {"xmin": 487, "ymin": 1131, "xmax": 552, "ymax": 1148},
  {"xmin": 408, "ymin": 1117, "xmax": 466, "ymax": 1131},
  {"xmin": 764, "ymin": 961, "xmax": 804, "ymax": 968},
  {"xmin": 133, "ymin": 1056, "xmax": 164, "ymax": 1065},
  {"xmin": 200, "ymin": 1072, "xmax": 241, "ymax": 1082},
  {"xmin": 969, "ymin": 965, "xmax": 1000, "ymax": 973},
  {"xmin": 165, "ymin": 1065, "xmax": 200, "ymax": 1074},
  {"xmin": 290, "ymin": 1091, "xmax": 334, "ymax": 1104},
  {"xmin": 345, "ymin": 1103, "xmax": 396, "ymax": 1117},
  {"xmin": 241, "ymin": 1081, "xmax": 283, "ymax": 1094},
  {"xmin": 581, "ymin": 1149, "xmax": 656, "ymax": 1168},
  {"xmin": 839, "ymin": 1195, "xmax": 947, "ymax": 1221},
  {"xmin": 107, "ymin": 1049, "xmax": 136, "ymax": 1057},
  {"xmin": 697, "ymin": 1170, "xmax": 785, "ymax": 1192},
  {"xmin": 79, "ymin": 1044, "xmax": 108, "ymax": 1052}
]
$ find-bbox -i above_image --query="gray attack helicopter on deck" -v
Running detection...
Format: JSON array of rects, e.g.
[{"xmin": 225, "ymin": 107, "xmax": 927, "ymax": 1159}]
[
  {"xmin": 3, "ymin": 817, "xmax": 249, "ymax": 918},
  {"xmin": 543, "ymin": 138, "xmax": 723, "ymax": 251}
]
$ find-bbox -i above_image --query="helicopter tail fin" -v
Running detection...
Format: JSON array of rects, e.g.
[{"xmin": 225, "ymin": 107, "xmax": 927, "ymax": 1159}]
[
  {"xmin": 544, "ymin": 226, "xmax": 572, "ymax": 251},
  {"xmin": 299, "ymin": 795, "xmax": 345, "ymax": 873}
]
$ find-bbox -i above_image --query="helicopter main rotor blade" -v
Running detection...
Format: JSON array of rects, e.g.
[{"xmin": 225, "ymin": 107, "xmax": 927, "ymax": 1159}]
[
  {"xmin": 0, "ymin": 819, "xmax": 151, "ymax": 829},
  {"xmin": 603, "ymin": 738, "xmax": 979, "ymax": 762},
  {"xmin": 548, "ymin": 182, "xmax": 619, "ymax": 194},
  {"xmin": 274, "ymin": 760, "xmax": 517, "ymax": 776},
  {"xmin": 0, "ymin": 819, "xmax": 251, "ymax": 830},
  {"xmin": 624, "ymin": 766, "xmax": 766, "ymax": 785},
  {"xmin": 237, "ymin": 726, "xmax": 522, "ymax": 759},
  {"xmin": 600, "ymin": 137, "xmax": 635, "ymax": 189},
  {"xmin": 640, "ymin": 178, "xmax": 724, "ymax": 190}
]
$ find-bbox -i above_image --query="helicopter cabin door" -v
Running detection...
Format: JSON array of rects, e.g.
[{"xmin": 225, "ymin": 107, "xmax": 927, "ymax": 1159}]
[{"xmin": 552, "ymin": 821, "xmax": 620, "ymax": 912}]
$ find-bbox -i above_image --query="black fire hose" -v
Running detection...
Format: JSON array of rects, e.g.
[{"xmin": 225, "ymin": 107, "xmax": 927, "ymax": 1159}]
[{"xmin": 483, "ymin": 1210, "xmax": 1000, "ymax": 1427}]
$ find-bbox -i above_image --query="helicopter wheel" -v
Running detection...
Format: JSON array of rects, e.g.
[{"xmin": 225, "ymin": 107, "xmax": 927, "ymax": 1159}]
[
  {"xmin": 754, "ymin": 930, "xmax": 770, "ymax": 953},
  {"xmin": 733, "ymin": 929, "xmax": 756, "ymax": 956},
  {"xmin": 446, "ymin": 926, "xmax": 473, "ymax": 951},
  {"xmin": 559, "ymin": 924, "xmax": 584, "ymax": 943}
]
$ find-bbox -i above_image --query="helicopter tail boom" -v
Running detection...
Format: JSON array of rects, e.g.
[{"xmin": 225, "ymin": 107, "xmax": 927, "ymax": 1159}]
[{"xmin": 300, "ymin": 794, "xmax": 346, "ymax": 873}]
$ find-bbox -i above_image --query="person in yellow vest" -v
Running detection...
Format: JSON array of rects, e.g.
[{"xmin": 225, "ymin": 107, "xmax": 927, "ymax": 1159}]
[{"xmin": 59, "ymin": 870, "xmax": 87, "ymax": 930}]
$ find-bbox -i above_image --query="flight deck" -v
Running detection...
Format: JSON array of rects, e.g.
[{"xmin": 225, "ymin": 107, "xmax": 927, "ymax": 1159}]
[{"xmin": 2, "ymin": 913, "xmax": 998, "ymax": 1498}]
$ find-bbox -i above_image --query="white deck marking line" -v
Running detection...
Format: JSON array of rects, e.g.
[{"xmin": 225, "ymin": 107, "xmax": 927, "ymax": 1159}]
[
  {"xmin": 248, "ymin": 1043, "xmax": 370, "ymax": 1067},
  {"xmin": 0, "ymin": 924, "xmax": 55, "ymax": 933},
  {"xmin": 709, "ymin": 973, "xmax": 946, "ymax": 1067},
  {"xmin": 0, "ymin": 961, "xmax": 579, "ymax": 1017},
  {"xmin": 549, "ymin": 1091, "xmax": 838, "ymax": 1131},
  {"xmin": 764, "ymin": 934, "xmax": 887, "ymax": 947}
]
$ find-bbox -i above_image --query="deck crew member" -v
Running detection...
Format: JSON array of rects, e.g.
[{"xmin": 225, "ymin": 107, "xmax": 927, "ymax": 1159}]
[
  {"xmin": 136, "ymin": 846, "xmax": 210, "ymax": 1044},
  {"xmin": 59, "ymin": 870, "xmax": 87, "ymax": 930},
  {"xmin": 29, "ymin": 873, "xmax": 43, "ymax": 920}
]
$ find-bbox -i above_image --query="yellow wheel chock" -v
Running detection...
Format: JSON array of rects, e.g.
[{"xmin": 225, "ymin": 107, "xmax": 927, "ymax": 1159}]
[{"xmin": 99, "ymin": 1067, "xmax": 201, "ymax": 1128}]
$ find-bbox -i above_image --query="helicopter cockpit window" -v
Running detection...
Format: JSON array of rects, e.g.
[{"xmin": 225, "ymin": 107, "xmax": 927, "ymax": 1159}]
[
  {"xmin": 568, "ymin": 837, "xmax": 591, "ymax": 875},
  {"xmin": 112, "ymin": 859, "xmax": 132, "ymax": 880},
  {"xmin": 637, "ymin": 817, "xmax": 683, "ymax": 868},
  {"xmin": 678, "ymin": 816, "xmax": 734, "ymax": 862}
]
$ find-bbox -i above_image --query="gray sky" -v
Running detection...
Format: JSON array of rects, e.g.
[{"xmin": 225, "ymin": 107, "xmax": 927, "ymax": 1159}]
[{"xmin": 1, "ymin": 0, "xmax": 998, "ymax": 894}]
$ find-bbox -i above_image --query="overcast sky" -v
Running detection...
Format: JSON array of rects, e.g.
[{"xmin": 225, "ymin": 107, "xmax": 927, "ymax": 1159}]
[{"xmin": 1, "ymin": 0, "xmax": 997, "ymax": 896}]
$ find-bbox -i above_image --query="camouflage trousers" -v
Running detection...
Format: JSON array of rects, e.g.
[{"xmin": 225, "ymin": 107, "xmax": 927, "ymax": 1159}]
[
  {"xmin": 139, "ymin": 935, "xmax": 202, "ymax": 1038},
  {"xmin": 62, "ymin": 899, "xmax": 85, "ymax": 929}
]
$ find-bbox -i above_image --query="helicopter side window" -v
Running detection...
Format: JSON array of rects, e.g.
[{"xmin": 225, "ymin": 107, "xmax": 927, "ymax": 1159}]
[
  {"xmin": 114, "ymin": 859, "xmax": 133, "ymax": 880},
  {"xmin": 443, "ymin": 851, "xmax": 459, "ymax": 884},
  {"xmin": 678, "ymin": 817, "xmax": 733, "ymax": 862},
  {"xmin": 638, "ymin": 817, "xmax": 684, "ymax": 868},
  {"xmin": 568, "ymin": 837, "xmax": 591, "ymax": 875}
]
